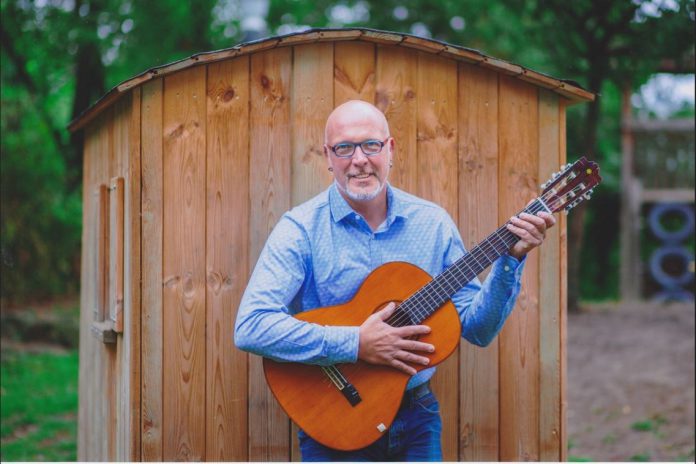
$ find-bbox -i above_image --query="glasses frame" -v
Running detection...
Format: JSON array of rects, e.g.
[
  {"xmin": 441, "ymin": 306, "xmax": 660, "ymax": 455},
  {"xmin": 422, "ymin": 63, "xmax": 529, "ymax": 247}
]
[{"xmin": 327, "ymin": 138, "xmax": 390, "ymax": 159}]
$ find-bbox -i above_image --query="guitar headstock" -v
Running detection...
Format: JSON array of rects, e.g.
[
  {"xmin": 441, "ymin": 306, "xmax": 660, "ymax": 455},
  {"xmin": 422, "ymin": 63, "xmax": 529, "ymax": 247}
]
[{"xmin": 540, "ymin": 157, "xmax": 602, "ymax": 213}]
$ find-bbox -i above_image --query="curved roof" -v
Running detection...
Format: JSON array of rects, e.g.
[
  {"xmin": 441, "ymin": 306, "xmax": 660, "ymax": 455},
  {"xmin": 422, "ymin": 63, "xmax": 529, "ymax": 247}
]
[{"xmin": 68, "ymin": 27, "xmax": 594, "ymax": 132}]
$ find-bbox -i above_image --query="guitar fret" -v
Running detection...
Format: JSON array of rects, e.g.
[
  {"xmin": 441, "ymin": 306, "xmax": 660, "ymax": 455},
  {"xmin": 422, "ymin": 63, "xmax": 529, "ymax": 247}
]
[{"xmin": 393, "ymin": 196, "xmax": 563, "ymax": 327}]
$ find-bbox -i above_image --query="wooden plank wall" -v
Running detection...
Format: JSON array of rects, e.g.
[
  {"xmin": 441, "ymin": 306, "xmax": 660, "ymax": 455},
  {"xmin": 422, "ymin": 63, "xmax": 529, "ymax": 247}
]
[
  {"xmin": 78, "ymin": 94, "xmax": 141, "ymax": 460},
  {"xmin": 79, "ymin": 42, "xmax": 568, "ymax": 461}
]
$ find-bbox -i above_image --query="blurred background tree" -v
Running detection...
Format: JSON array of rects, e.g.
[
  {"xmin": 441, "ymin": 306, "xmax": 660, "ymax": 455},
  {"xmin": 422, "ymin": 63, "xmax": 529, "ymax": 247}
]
[{"xmin": 1, "ymin": 0, "xmax": 694, "ymax": 307}]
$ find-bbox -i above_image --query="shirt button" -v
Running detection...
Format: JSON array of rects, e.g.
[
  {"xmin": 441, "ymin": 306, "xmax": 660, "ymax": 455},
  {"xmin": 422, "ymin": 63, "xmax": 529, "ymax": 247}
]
[
  {"xmin": 504, "ymin": 265, "xmax": 511, "ymax": 272},
  {"xmin": 354, "ymin": 214, "xmax": 360, "ymax": 221}
]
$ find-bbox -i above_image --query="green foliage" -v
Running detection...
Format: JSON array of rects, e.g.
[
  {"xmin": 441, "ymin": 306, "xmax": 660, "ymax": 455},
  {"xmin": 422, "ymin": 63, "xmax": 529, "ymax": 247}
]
[
  {"xmin": 1, "ymin": 80, "xmax": 82, "ymax": 303},
  {"xmin": 631, "ymin": 415, "xmax": 667, "ymax": 433},
  {"xmin": 629, "ymin": 453, "xmax": 652, "ymax": 462},
  {"xmin": 0, "ymin": 349, "xmax": 78, "ymax": 461},
  {"xmin": 1, "ymin": 0, "xmax": 694, "ymax": 303}
]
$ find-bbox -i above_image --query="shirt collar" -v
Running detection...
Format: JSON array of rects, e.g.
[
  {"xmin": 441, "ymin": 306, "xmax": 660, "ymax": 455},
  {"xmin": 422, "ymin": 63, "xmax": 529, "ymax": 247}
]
[{"xmin": 328, "ymin": 182, "xmax": 407, "ymax": 227}]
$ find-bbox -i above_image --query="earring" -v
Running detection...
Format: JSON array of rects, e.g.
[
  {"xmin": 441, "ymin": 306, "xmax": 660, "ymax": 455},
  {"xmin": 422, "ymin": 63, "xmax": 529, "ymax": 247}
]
[
  {"xmin": 389, "ymin": 160, "xmax": 393, "ymax": 167},
  {"xmin": 328, "ymin": 167, "xmax": 333, "ymax": 172}
]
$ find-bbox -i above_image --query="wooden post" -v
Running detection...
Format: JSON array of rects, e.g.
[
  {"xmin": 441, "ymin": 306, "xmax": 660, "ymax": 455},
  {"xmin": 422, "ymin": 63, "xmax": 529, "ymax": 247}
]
[{"xmin": 620, "ymin": 84, "xmax": 642, "ymax": 301}]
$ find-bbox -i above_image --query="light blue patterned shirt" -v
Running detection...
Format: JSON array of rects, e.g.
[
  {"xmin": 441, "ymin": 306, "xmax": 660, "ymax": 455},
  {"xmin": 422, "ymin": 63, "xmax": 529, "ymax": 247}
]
[{"xmin": 235, "ymin": 183, "xmax": 525, "ymax": 389}]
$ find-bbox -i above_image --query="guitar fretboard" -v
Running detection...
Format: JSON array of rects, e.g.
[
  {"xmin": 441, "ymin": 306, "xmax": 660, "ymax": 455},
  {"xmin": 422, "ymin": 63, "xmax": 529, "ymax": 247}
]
[{"xmin": 386, "ymin": 198, "xmax": 549, "ymax": 327}]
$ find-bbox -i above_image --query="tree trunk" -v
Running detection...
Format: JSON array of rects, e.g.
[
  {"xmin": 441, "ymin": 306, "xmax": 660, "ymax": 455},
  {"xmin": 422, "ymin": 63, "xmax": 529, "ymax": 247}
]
[
  {"xmin": 567, "ymin": 77, "xmax": 602, "ymax": 312},
  {"xmin": 68, "ymin": 1, "xmax": 105, "ymax": 194}
]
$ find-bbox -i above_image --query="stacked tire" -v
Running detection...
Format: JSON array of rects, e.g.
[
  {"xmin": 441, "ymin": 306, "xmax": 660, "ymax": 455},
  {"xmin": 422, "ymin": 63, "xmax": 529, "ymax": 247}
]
[{"xmin": 648, "ymin": 204, "xmax": 695, "ymax": 302}]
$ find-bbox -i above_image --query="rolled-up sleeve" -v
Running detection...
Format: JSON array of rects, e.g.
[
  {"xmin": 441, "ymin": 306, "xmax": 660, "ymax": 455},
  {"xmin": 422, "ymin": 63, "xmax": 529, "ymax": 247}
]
[{"xmin": 234, "ymin": 214, "xmax": 360, "ymax": 364}]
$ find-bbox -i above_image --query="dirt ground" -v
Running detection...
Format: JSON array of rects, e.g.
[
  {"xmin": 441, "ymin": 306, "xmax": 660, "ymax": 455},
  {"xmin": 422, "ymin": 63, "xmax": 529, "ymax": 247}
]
[{"xmin": 567, "ymin": 302, "xmax": 695, "ymax": 462}]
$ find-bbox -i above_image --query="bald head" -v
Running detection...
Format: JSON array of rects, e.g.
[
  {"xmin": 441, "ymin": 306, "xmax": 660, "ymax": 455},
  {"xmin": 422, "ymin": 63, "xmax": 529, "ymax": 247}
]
[{"xmin": 324, "ymin": 100, "xmax": 390, "ymax": 144}]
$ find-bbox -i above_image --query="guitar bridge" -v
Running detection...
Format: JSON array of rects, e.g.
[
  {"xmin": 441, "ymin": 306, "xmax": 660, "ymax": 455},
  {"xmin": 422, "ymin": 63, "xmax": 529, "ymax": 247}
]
[
  {"xmin": 340, "ymin": 382, "xmax": 362, "ymax": 406},
  {"xmin": 321, "ymin": 365, "xmax": 362, "ymax": 407}
]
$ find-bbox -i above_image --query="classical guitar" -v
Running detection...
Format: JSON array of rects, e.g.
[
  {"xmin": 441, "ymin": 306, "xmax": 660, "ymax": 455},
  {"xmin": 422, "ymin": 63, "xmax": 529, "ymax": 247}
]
[{"xmin": 263, "ymin": 157, "xmax": 601, "ymax": 451}]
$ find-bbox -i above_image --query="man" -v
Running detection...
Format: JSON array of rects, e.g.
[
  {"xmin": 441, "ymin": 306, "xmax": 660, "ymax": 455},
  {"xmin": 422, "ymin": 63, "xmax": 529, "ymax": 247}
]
[{"xmin": 235, "ymin": 100, "xmax": 555, "ymax": 461}]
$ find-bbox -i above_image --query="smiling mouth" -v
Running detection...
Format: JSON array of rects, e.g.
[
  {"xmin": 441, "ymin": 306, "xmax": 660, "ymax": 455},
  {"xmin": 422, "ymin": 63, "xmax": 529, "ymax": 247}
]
[{"xmin": 350, "ymin": 173, "xmax": 373, "ymax": 180}]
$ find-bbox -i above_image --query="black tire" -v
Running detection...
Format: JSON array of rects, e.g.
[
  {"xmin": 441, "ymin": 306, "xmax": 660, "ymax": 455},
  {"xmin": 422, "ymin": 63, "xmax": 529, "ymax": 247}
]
[
  {"xmin": 648, "ymin": 246, "xmax": 695, "ymax": 288},
  {"xmin": 648, "ymin": 203, "xmax": 695, "ymax": 243}
]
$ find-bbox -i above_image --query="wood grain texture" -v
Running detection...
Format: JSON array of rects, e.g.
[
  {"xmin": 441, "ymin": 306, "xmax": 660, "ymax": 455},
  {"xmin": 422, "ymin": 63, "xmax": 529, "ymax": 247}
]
[
  {"xmin": 140, "ymin": 78, "xmax": 163, "ymax": 461},
  {"xmin": 538, "ymin": 91, "xmax": 562, "ymax": 461},
  {"xmin": 110, "ymin": 97, "xmax": 131, "ymax": 461},
  {"xmin": 206, "ymin": 57, "xmax": 250, "ymax": 461},
  {"xmin": 291, "ymin": 43, "xmax": 334, "ymax": 206},
  {"xmin": 457, "ymin": 64, "xmax": 500, "ymax": 461},
  {"xmin": 111, "ymin": 100, "xmax": 128, "ymax": 462},
  {"xmin": 334, "ymin": 41, "xmax": 376, "ymax": 104},
  {"xmin": 126, "ymin": 87, "xmax": 142, "ymax": 461},
  {"xmin": 78, "ymin": 122, "xmax": 98, "ymax": 460},
  {"xmin": 162, "ymin": 66, "xmax": 207, "ymax": 460},
  {"xmin": 98, "ymin": 107, "xmax": 118, "ymax": 462},
  {"xmin": 416, "ymin": 51, "xmax": 459, "ymax": 461},
  {"xmin": 76, "ymin": 42, "xmax": 576, "ymax": 461},
  {"xmin": 109, "ymin": 176, "xmax": 124, "ymax": 332},
  {"xmin": 96, "ymin": 184, "xmax": 109, "ymax": 322},
  {"xmin": 375, "ymin": 45, "xmax": 417, "ymax": 193},
  {"xmin": 559, "ymin": 99, "xmax": 569, "ymax": 463},
  {"xmin": 498, "ymin": 75, "xmax": 540, "ymax": 461},
  {"xmin": 249, "ymin": 47, "xmax": 292, "ymax": 461}
]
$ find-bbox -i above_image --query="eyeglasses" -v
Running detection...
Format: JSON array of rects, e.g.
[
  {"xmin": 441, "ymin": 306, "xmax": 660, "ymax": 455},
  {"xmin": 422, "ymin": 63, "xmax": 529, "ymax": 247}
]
[{"xmin": 327, "ymin": 139, "xmax": 388, "ymax": 159}]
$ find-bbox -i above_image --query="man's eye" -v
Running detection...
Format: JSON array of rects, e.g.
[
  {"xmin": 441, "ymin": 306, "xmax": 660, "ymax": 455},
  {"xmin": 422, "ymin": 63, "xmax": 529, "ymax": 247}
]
[{"xmin": 335, "ymin": 144, "xmax": 354, "ymax": 153}]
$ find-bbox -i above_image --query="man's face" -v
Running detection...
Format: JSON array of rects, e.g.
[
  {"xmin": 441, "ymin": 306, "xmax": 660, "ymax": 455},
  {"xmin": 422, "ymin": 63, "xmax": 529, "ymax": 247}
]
[{"xmin": 324, "ymin": 106, "xmax": 393, "ymax": 204}]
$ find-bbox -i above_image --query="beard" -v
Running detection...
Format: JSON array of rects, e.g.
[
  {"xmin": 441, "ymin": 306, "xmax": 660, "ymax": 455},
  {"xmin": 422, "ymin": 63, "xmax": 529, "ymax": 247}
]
[{"xmin": 336, "ymin": 173, "xmax": 387, "ymax": 202}]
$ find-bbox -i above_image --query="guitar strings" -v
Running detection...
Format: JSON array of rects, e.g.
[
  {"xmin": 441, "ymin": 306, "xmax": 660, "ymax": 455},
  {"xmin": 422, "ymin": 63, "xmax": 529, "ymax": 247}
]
[
  {"xmin": 391, "ymin": 190, "xmax": 563, "ymax": 327},
  {"xmin": 386, "ymin": 181, "xmax": 589, "ymax": 329},
  {"xmin": 388, "ymin": 197, "xmax": 548, "ymax": 327},
  {"xmin": 316, "ymin": 177, "xmax": 592, "ymax": 389},
  {"xmin": 391, "ymin": 181, "xmax": 589, "ymax": 327}
]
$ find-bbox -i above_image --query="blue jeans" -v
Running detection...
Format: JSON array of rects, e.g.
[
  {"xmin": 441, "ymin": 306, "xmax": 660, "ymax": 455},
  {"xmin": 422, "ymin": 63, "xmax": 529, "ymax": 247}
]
[{"xmin": 298, "ymin": 390, "xmax": 442, "ymax": 461}]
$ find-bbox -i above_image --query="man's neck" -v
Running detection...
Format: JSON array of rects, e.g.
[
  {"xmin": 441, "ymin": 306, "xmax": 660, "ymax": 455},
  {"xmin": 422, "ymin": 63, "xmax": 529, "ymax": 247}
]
[{"xmin": 341, "ymin": 189, "xmax": 388, "ymax": 232}]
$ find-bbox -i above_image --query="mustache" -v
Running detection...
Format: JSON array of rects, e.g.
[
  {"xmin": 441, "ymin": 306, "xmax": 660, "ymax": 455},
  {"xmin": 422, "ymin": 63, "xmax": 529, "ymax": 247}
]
[{"xmin": 347, "ymin": 171, "xmax": 375, "ymax": 178}]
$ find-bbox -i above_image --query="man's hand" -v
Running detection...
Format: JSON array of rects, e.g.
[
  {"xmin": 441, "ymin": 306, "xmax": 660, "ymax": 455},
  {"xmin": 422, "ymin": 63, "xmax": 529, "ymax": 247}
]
[
  {"xmin": 507, "ymin": 211, "xmax": 556, "ymax": 260},
  {"xmin": 358, "ymin": 302, "xmax": 434, "ymax": 376}
]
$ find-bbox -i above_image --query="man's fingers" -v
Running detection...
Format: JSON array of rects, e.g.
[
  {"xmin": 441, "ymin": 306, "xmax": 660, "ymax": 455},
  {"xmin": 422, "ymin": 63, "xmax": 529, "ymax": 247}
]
[
  {"xmin": 396, "ymin": 324, "xmax": 431, "ymax": 337},
  {"xmin": 507, "ymin": 223, "xmax": 542, "ymax": 247},
  {"xmin": 390, "ymin": 358, "xmax": 417, "ymax": 376},
  {"xmin": 375, "ymin": 302, "xmax": 396, "ymax": 321},
  {"xmin": 538, "ymin": 211, "xmax": 556, "ymax": 228},
  {"xmin": 395, "ymin": 350, "xmax": 431, "ymax": 366},
  {"xmin": 509, "ymin": 216, "xmax": 544, "ymax": 241},
  {"xmin": 515, "ymin": 213, "xmax": 546, "ymax": 231},
  {"xmin": 396, "ymin": 339, "xmax": 435, "ymax": 353}
]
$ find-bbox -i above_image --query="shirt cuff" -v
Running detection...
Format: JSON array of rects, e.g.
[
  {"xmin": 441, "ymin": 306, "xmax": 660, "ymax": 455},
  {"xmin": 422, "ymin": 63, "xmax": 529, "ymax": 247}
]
[
  {"xmin": 497, "ymin": 254, "xmax": 526, "ymax": 281},
  {"xmin": 323, "ymin": 325, "xmax": 360, "ymax": 363}
]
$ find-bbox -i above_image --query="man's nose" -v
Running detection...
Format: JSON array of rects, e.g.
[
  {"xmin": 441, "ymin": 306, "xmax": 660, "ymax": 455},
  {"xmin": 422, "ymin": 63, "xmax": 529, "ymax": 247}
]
[{"xmin": 351, "ymin": 147, "xmax": 369, "ymax": 165}]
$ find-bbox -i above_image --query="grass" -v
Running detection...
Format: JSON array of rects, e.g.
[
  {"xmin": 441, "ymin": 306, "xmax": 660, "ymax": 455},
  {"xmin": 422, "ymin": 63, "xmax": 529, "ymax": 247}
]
[{"xmin": 1, "ymin": 348, "xmax": 78, "ymax": 461}]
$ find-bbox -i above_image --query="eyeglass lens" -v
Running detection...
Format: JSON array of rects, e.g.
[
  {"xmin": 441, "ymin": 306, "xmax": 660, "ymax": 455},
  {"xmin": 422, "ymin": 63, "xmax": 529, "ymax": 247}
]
[{"xmin": 333, "ymin": 140, "xmax": 384, "ymax": 157}]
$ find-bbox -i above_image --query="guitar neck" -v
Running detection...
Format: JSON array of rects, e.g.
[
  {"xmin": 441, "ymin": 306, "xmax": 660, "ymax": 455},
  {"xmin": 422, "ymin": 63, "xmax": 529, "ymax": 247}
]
[{"xmin": 388, "ymin": 198, "xmax": 550, "ymax": 327}]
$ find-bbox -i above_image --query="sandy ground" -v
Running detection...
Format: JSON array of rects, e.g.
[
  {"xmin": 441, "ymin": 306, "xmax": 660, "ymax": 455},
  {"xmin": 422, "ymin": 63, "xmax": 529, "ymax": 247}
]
[{"xmin": 567, "ymin": 302, "xmax": 695, "ymax": 462}]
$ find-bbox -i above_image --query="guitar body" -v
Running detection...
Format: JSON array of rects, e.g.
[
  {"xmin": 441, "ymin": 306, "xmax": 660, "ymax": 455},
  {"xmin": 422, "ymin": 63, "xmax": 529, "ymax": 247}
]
[
  {"xmin": 261, "ymin": 156, "xmax": 602, "ymax": 452},
  {"xmin": 263, "ymin": 261, "xmax": 462, "ymax": 451}
]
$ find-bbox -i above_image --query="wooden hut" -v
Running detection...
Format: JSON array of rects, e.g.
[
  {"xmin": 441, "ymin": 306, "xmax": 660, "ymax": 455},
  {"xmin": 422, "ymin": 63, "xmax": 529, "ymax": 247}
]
[{"xmin": 70, "ymin": 28, "xmax": 593, "ymax": 461}]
